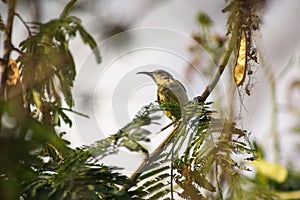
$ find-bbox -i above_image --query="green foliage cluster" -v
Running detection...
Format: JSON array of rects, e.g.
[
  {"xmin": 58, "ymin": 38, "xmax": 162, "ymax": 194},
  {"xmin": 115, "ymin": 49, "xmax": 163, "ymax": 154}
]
[
  {"xmin": 17, "ymin": 0, "xmax": 100, "ymax": 127},
  {"xmin": 126, "ymin": 101, "xmax": 273, "ymax": 199},
  {"xmin": 22, "ymin": 149, "xmax": 136, "ymax": 200},
  {"xmin": 0, "ymin": 0, "xmax": 134, "ymax": 199}
]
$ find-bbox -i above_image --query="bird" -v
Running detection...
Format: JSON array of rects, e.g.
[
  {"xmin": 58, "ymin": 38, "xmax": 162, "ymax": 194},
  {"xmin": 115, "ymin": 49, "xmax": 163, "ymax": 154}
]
[{"xmin": 137, "ymin": 69, "xmax": 189, "ymax": 121}]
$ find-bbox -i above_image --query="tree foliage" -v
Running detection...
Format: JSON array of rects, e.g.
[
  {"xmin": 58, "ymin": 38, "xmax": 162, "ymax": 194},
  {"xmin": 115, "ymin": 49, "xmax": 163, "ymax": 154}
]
[{"xmin": 0, "ymin": 0, "xmax": 298, "ymax": 199}]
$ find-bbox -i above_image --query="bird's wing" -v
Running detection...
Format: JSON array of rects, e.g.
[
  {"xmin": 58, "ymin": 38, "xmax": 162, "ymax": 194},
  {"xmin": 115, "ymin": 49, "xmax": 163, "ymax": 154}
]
[
  {"xmin": 157, "ymin": 81, "xmax": 188, "ymax": 107},
  {"xmin": 169, "ymin": 80, "xmax": 189, "ymax": 105},
  {"xmin": 157, "ymin": 85, "xmax": 181, "ymax": 120}
]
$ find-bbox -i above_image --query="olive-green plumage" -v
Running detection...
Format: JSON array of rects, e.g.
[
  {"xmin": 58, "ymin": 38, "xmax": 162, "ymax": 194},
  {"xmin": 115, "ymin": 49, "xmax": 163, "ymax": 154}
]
[{"xmin": 137, "ymin": 69, "xmax": 188, "ymax": 121}]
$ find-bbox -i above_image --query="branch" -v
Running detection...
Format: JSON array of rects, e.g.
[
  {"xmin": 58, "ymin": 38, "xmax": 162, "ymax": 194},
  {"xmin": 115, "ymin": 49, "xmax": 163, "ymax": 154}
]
[
  {"xmin": 0, "ymin": 0, "xmax": 16, "ymax": 98},
  {"xmin": 129, "ymin": 122, "xmax": 180, "ymax": 182},
  {"xmin": 197, "ymin": 23, "xmax": 238, "ymax": 102}
]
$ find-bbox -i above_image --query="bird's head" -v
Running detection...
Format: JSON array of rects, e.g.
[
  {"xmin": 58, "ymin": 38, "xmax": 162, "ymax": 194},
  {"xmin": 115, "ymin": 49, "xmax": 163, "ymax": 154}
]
[{"xmin": 137, "ymin": 69, "xmax": 174, "ymax": 84}]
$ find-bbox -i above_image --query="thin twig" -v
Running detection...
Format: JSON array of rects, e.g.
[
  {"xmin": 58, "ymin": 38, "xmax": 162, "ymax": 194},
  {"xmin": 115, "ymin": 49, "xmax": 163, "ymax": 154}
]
[
  {"xmin": 14, "ymin": 12, "xmax": 32, "ymax": 37},
  {"xmin": 12, "ymin": 45, "xmax": 24, "ymax": 55}
]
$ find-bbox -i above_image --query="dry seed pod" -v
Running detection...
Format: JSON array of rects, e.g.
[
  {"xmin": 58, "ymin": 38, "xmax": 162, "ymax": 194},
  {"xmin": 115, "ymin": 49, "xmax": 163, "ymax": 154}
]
[{"xmin": 233, "ymin": 29, "xmax": 247, "ymax": 86}]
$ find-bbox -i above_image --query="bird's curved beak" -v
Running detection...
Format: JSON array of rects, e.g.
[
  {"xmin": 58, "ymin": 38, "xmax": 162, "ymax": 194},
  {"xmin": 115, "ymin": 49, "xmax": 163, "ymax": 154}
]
[{"xmin": 136, "ymin": 71, "xmax": 152, "ymax": 77}]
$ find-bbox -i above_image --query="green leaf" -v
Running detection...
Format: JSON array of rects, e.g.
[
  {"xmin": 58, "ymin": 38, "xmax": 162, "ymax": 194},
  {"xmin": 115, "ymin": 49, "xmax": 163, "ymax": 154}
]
[
  {"xmin": 197, "ymin": 12, "xmax": 212, "ymax": 27},
  {"xmin": 60, "ymin": 107, "xmax": 89, "ymax": 118},
  {"xmin": 130, "ymin": 128, "xmax": 151, "ymax": 142},
  {"xmin": 55, "ymin": 107, "xmax": 73, "ymax": 127},
  {"xmin": 60, "ymin": 0, "xmax": 78, "ymax": 18},
  {"xmin": 147, "ymin": 182, "xmax": 166, "ymax": 193},
  {"xmin": 139, "ymin": 166, "xmax": 170, "ymax": 181},
  {"xmin": 54, "ymin": 47, "xmax": 76, "ymax": 107},
  {"xmin": 77, "ymin": 25, "xmax": 101, "ymax": 63},
  {"xmin": 32, "ymin": 89, "xmax": 42, "ymax": 109},
  {"xmin": 221, "ymin": 1, "xmax": 237, "ymax": 13},
  {"xmin": 148, "ymin": 188, "xmax": 170, "ymax": 200},
  {"xmin": 0, "ymin": 14, "xmax": 5, "ymax": 31},
  {"xmin": 55, "ymin": 68, "xmax": 74, "ymax": 108},
  {"xmin": 192, "ymin": 173, "xmax": 216, "ymax": 192},
  {"xmin": 122, "ymin": 139, "xmax": 148, "ymax": 154}
]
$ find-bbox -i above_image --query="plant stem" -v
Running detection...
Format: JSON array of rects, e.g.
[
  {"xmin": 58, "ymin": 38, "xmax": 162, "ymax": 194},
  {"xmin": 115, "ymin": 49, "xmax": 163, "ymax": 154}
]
[
  {"xmin": 0, "ymin": 0, "xmax": 17, "ymax": 98},
  {"xmin": 270, "ymin": 76, "xmax": 279, "ymax": 163},
  {"xmin": 259, "ymin": 50, "xmax": 280, "ymax": 163},
  {"xmin": 198, "ymin": 22, "xmax": 238, "ymax": 102}
]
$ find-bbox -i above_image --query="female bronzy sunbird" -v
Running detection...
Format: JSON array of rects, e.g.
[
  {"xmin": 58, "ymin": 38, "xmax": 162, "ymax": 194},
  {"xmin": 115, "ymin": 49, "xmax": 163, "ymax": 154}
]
[{"xmin": 137, "ymin": 69, "xmax": 188, "ymax": 121}]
